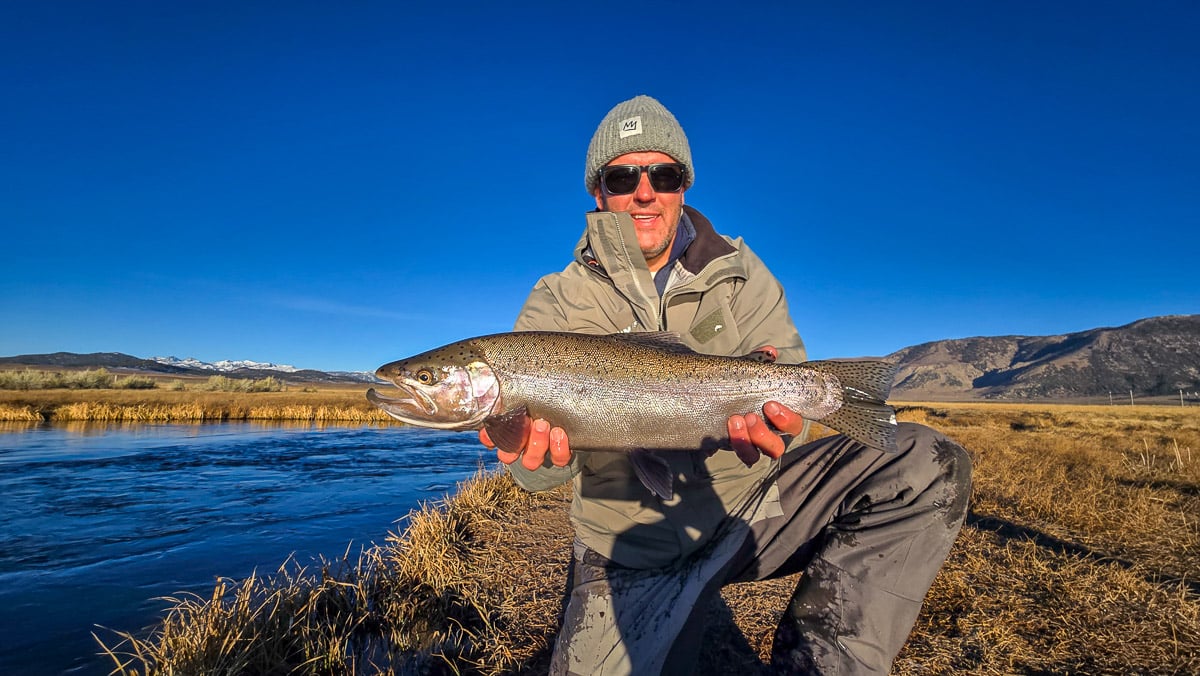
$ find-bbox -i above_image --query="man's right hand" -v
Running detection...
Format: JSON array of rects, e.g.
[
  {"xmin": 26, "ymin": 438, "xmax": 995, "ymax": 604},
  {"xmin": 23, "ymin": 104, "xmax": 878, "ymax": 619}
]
[{"xmin": 480, "ymin": 418, "xmax": 572, "ymax": 470}]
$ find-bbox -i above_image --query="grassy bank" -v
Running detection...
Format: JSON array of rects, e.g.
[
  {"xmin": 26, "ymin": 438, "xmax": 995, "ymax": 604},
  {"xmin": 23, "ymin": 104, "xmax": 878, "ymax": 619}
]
[
  {"xmin": 0, "ymin": 385, "xmax": 393, "ymax": 423},
  {"xmin": 0, "ymin": 368, "xmax": 158, "ymax": 391},
  {"xmin": 96, "ymin": 470, "xmax": 559, "ymax": 674},
  {"xmin": 95, "ymin": 403, "xmax": 1200, "ymax": 674}
]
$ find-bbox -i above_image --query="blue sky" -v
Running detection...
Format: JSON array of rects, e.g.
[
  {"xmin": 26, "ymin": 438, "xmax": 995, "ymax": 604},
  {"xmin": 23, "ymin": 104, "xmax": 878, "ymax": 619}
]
[{"xmin": 2, "ymin": 2, "xmax": 1196, "ymax": 372}]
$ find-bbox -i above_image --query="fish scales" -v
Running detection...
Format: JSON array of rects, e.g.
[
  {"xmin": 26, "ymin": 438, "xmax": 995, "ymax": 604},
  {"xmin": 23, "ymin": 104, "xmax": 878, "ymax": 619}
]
[
  {"xmin": 368, "ymin": 331, "xmax": 899, "ymax": 497},
  {"xmin": 463, "ymin": 333, "xmax": 839, "ymax": 452}
]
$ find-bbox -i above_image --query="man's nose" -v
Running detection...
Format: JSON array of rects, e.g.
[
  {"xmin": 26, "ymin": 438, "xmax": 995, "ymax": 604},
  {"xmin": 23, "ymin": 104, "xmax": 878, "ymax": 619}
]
[{"xmin": 634, "ymin": 172, "xmax": 656, "ymax": 202}]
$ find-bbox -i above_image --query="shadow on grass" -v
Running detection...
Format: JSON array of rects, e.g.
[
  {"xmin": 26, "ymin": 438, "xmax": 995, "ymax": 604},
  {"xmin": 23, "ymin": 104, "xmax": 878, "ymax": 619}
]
[
  {"xmin": 1114, "ymin": 477, "xmax": 1200, "ymax": 497},
  {"xmin": 965, "ymin": 510, "xmax": 1200, "ymax": 596},
  {"xmin": 696, "ymin": 595, "xmax": 772, "ymax": 675}
]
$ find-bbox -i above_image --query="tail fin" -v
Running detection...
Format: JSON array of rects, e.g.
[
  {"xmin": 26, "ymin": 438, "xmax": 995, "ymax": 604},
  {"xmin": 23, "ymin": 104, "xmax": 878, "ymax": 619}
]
[{"xmin": 806, "ymin": 359, "xmax": 899, "ymax": 453}]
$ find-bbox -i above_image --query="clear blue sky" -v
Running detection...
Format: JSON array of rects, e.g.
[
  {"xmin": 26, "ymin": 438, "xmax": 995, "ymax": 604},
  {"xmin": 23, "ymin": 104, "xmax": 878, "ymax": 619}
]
[{"xmin": 2, "ymin": 2, "xmax": 1196, "ymax": 372}]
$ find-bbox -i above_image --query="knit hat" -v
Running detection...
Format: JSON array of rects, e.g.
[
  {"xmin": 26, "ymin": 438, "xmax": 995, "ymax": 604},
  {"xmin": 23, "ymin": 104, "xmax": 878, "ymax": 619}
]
[{"xmin": 584, "ymin": 95, "xmax": 693, "ymax": 194}]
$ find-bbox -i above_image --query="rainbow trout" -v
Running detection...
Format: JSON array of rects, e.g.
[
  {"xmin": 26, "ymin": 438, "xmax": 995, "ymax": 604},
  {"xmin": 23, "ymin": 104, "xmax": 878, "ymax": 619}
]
[{"xmin": 366, "ymin": 331, "xmax": 898, "ymax": 499}]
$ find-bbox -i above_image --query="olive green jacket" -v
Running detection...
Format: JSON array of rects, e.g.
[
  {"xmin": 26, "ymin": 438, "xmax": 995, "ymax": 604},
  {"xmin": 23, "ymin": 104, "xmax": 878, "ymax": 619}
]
[{"xmin": 507, "ymin": 206, "xmax": 807, "ymax": 568}]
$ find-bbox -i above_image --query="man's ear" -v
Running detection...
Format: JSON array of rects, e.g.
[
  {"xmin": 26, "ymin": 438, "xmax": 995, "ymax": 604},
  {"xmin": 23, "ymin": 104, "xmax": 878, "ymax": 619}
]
[{"xmin": 593, "ymin": 188, "xmax": 606, "ymax": 211}]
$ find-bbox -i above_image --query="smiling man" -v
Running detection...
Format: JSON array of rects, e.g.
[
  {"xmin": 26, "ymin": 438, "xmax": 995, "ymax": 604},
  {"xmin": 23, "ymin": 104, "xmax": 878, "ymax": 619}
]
[
  {"xmin": 592, "ymin": 151, "xmax": 686, "ymax": 273},
  {"xmin": 481, "ymin": 95, "xmax": 973, "ymax": 675}
]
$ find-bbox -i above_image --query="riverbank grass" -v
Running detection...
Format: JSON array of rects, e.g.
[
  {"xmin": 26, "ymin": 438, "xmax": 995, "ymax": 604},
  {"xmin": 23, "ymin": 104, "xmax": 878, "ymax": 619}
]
[
  {"xmin": 96, "ymin": 470, "xmax": 554, "ymax": 674},
  {"xmin": 0, "ymin": 382, "xmax": 392, "ymax": 423},
  {"xmin": 95, "ymin": 403, "xmax": 1200, "ymax": 674}
]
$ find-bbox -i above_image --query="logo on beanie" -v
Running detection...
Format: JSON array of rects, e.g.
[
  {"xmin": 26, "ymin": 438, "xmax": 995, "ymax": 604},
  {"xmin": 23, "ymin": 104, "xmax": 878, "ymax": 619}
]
[{"xmin": 618, "ymin": 116, "xmax": 643, "ymax": 139}]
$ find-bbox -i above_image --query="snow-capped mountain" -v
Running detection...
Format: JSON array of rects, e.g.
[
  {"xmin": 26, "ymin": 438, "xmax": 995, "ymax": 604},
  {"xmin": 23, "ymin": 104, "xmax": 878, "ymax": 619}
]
[
  {"xmin": 151, "ymin": 356, "xmax": 301, "ymax": 373},
  {"xmin": 0, "ymin": 351, "xmax": 382, "ymax": 383}
]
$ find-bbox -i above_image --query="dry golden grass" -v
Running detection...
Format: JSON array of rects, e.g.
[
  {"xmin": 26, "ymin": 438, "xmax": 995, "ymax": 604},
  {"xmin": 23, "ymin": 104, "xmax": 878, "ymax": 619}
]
[
  {"xmin": 96, "ymin": 553, "xmax": 385, "ymax": 675},
  {"xmin": 0, "ymin": 403, "xmax": 42, "ymax": 421},
  {"xmin": 884, "ymin": 403, "xmax": 1200, "ymax": 675},
  {"xmin": 0, "ymin": 386, "xmax": 394, "ymax": 422},
  {"xmin": 899, "ymin": 403, "xmax": 1199, "ymax": 584},
  {"xmin": 369, "ymin": 470, "xmax": 563, "ymax": 673},
  {"xmin": 95, "ymin": 403, "xmax": 1200, "ymax": 674},
  {"xmin": 96, "ymin": 470, "xmax": 564, "ymax": 675}
]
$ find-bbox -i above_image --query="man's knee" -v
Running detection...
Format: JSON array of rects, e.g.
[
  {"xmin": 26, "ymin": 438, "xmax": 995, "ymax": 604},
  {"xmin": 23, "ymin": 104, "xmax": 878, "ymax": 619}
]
[{"xmin": 896, "ymin": 422, "xmax": 973, "ymax": 521}]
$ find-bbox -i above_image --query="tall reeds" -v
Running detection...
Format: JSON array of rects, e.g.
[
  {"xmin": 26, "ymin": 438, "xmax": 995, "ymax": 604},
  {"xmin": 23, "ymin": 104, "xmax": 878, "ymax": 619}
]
[{"xmin": 0, "ymin": 404, "xmax": 42, "ymax": 422}]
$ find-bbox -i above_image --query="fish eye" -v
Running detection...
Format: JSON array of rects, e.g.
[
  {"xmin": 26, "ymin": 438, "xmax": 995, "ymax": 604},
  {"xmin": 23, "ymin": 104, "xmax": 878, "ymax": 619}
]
[{"xmin": 415, "ymin": 369, "xmax": 437, "ymax": 385}]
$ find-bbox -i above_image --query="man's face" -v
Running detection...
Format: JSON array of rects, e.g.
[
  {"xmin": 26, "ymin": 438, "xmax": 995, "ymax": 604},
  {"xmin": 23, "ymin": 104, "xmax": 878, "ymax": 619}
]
[{"xmin": 593, "ymin": 151, "xmax": 685, "ymax": 272}]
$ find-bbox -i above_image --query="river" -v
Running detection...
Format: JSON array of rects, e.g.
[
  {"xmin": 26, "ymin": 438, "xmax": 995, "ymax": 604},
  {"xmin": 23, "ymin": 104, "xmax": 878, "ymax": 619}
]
[{"xmin": 0, "ymin": 421, "xmax": 495, "ymax": 675}]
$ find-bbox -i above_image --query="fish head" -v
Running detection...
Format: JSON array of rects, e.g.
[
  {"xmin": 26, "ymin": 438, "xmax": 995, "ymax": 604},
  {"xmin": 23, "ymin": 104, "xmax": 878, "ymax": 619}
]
[{"xmin": 366, "ymin": 341, "xmax": 499, "ymax": 430}]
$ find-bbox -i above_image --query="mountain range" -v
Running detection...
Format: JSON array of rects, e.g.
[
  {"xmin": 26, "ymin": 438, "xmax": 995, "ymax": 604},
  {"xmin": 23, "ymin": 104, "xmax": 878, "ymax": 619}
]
[
  {"xmin": 151, "ymin": 356, "xmax": 302, "ymax": 373},
  {"xmin": 0, "ymin": 351, "xmax": 380, "ymax": 384},
  {"xmin": 1, "ymin": 315, "xmax": 1197, "ymax": 399},
  {"xmin": 889, "ymin": 314, "xmax": 1199, "ymax": 400}
]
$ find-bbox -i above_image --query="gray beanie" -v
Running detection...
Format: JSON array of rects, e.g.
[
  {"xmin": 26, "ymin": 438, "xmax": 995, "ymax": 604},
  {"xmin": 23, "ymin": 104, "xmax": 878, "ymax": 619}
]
[{"xmin": 584, "ymin": 95, "xmax": 693, "ymax": 194}]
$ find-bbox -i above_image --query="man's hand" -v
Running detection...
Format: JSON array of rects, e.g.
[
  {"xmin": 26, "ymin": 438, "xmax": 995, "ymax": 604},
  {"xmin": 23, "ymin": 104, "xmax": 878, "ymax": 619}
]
[
  {"xmin": 728, "ymin": 344, "xmax": 801, "ymax": 465},
  {"xmin": 480, "ymin": 419, "xmax": 572, "ymax": 470},
  {"xmin": 727, "ymin": 401, "xmax": 805, "ymax": 466}
]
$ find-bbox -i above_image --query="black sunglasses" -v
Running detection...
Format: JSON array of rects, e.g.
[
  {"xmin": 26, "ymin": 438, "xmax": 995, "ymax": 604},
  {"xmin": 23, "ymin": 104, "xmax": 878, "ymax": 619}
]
[{"xmin": 599, "ymin": 163, "xmax": 686, "ymax": 195}]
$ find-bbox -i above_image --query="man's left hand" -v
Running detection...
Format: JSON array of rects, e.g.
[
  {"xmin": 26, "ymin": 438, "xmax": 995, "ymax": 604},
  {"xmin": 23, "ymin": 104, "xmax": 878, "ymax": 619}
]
[{"xmin": 728, "ymin": 400, "xmax": 805, "ymax": 466}]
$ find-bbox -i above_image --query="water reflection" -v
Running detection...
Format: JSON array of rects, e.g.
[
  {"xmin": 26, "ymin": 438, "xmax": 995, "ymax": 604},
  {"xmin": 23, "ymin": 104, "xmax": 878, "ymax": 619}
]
[
  {"xmin": 0, "ymin": 421, "xmax": 494, "ymax": 675},
  {"xmin": 0, "ymin": 421, "xmax": 41, "ymax": 434}
]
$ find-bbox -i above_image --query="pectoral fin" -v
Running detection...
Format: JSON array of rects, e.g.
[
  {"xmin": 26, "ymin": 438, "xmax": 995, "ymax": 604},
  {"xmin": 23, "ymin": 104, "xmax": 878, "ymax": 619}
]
[
  {"xmin": 483, "ymin": 405, "xmax": 531, "ymax": 454},
  {"xmin": 629, "ymin": 449, "xmax": 674, "ymax": 500}
]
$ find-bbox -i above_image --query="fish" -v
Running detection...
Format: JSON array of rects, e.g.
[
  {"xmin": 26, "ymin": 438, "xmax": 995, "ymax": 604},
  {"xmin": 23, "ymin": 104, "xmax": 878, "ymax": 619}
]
[{"xmin": 366, "ymin": 331, "xmax": 898, "ymax": 499}]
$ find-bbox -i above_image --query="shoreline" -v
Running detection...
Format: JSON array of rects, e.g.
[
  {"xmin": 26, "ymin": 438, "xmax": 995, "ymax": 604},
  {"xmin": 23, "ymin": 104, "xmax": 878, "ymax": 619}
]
[
  {"xmin": 0, "ymin": 386, "xmax": 394, "ymax": 423},
  {"xmin": 91, "ymin": 403, "xmax": 1200, "ymax": 673}
]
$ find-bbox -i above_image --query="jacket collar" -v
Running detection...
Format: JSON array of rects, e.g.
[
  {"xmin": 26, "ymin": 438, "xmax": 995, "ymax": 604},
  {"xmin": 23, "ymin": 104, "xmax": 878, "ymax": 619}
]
[
  {"xmin": 678, "ymin": 205, "xmax": 737, "ymax": 274},
  {"xmin": 573, "ymin": 205, "xmax": 747, "ymax": 330},
  {"xmin": 576, "ymin": 205, "xmax": 739, "ymax": 278}
]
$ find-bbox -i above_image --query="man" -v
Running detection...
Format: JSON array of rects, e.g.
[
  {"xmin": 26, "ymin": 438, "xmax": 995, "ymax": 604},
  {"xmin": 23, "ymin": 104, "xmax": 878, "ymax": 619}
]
[{"xmin": 480, "ymin": 95, "xmax": 972, "ymax": 675}]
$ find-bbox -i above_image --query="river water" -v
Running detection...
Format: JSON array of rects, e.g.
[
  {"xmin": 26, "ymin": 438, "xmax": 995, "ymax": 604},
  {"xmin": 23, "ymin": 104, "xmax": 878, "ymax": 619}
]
[{"xmin": 0, "ymin": 422, "xmax": 495, "ymax": 675}]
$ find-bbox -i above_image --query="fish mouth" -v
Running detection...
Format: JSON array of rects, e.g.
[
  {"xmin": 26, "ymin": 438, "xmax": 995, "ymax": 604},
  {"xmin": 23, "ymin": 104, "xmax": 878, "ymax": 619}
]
[{"xmin": 366, "ymin": 384, "xmax": 437, "ymax": 420}]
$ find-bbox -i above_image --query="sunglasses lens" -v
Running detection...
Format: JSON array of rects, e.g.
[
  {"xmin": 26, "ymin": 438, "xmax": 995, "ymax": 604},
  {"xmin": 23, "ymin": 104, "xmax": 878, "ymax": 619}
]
[
  {"xmin": 648, "ymin": 164, "xmax": 685, "ymax": 192},
  {"xmin": 602, "ymin": 166, "xmax": 641, "ymax": 195},
  {"xmin": 600, "ymin": 164, "xmax": 686, "ymax": 195}
]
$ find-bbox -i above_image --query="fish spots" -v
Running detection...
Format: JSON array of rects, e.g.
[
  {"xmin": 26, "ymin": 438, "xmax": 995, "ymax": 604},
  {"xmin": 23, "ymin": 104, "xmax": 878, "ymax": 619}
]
[{"xmin": 373, "ymin": 331, "xmax": 897, "ymax": 454}]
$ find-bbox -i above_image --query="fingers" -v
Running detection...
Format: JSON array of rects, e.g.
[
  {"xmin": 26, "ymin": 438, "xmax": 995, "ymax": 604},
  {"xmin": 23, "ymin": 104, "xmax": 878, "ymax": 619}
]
[
  {"xmin": 521, "ymin": 419, "xmax": 551, "ymax": 471},
  {"xmin": 745, "ymin": 413, "xmax": 786, "ymax": 459},
  {"xmin": 483, "ymin": 428, "xmax": 522, "ymax": 465},
  {"xmin": 549, "ymin": 426, "xmax": 571, "ymax": 467},
  {"xmin": 485, "ymin": 418, "xmax": 569, "ymax": 470},
  {"xmin": 483, "ymin": 427, "xmax": 523, "ymax": 465},
  {"xmin": 729, "ymin": 406, "xmax": 795, "ymax": 465},
  {"xmin": 754, "ymin": 345, "xmax": 778, "ymax": 363},
  {"xmin": 727, "ymin": 414, "xmax": 760, "ymax": 466},
  {"xmin": 763, "ymin": 401, "xmax": 806, "ymax": 436}
]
